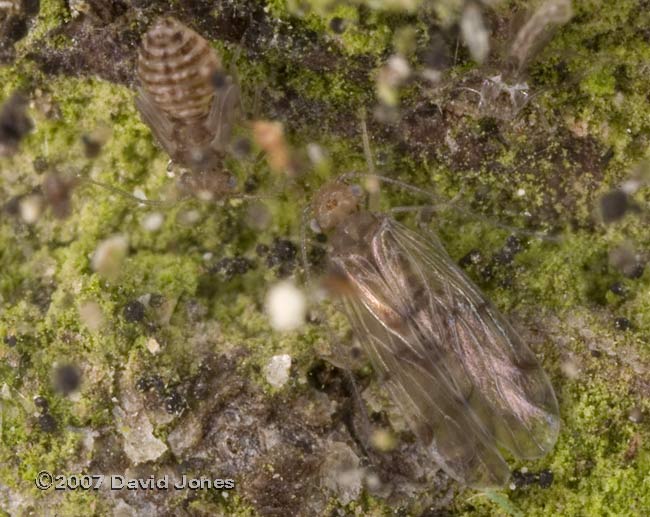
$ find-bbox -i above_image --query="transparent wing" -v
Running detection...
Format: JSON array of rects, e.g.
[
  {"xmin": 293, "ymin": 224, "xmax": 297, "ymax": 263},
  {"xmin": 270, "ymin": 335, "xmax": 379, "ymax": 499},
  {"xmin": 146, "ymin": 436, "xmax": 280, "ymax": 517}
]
[
  {"xmin": 334, "ymin": 217, "xmax": 559, "ymax": 488},
  {"xmin": 135, "ymin": 88, "xmax": 179, "ymax": 158},
  {"xmin": 206, "ymin": 77, "xmax": 240, "ymax": 151}
]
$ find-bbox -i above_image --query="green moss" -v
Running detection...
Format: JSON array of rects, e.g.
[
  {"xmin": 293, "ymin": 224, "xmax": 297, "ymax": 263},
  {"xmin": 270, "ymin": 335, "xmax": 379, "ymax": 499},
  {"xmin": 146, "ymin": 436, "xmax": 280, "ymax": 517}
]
[{"xmin": 2, "ymin": 0, "xmax": 650, "ymax": 515}]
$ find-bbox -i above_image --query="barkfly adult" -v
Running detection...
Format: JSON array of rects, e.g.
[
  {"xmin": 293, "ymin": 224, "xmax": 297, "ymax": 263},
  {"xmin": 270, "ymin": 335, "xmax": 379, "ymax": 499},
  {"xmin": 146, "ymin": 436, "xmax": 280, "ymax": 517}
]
[{"xmin": 305, "ymin": 173, "xmax": 560, "ymax": 489}]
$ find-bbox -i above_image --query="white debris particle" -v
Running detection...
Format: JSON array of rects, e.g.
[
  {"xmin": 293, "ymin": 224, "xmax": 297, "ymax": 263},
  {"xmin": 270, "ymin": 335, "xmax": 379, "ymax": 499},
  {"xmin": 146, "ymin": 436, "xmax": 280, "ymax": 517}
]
[
  {"xmin": 113, "ymin": 406, "xmax": 168, "ymax": 465},
  {"xmin": 516, "ymin": 188, "xmax": 526, "ymax": 197},
  {"xmin": 306, "ymin": 143, "xmax": 327, "ymax": 166},
  {"xmin": 376, "ymin": 54, "xmax": 411, "ymax": 106},
  {"xmin": 264, "ymin": 354, "xmax": 292, "ymax": 388},
  {"xmin": 132, "ymin": 188, "xmax": 147, "ymax": 201},
  {"xmin": 461, "ymin": 2, "xmax": 490, "ymax": 64},
  {"xmin": 265, "ymin": 281, "xmax": 306, "ymax": 331},
  {"xmin": 19, "ymin": 195, "xmax": 43, "ymax": 224},
  {"xmin": 177, "ymin": 209, "xmax": 201, "ymax": 226},
  {"xmin": 560, "ymin": 357, "xmax": 580, "ymax": 379},
  {"xmin": 370, "ymin": 428, "xmax": 396, "ymax": 452},
  {"xmin": 91, "ymin": 234, "xmax": 128, "ymax": 278},
  {"xmin": 320, "ymin": 442, "xmax": 363, "ymax": 505},
  {"xmin": 145, "ymin": 337, "xmax": 161, "ymax": 355},
  {"xmin": 142, "ymin": 212, "xmax": 164, "ymax": 232},
  {"xmin": 78, "ymin": 301, "xmax": 104, "ymax": 331}
]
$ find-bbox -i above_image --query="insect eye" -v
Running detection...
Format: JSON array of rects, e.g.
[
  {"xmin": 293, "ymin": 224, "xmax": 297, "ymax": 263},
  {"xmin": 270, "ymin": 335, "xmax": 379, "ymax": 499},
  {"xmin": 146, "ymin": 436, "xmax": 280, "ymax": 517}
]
[{"xmin": 325, "ymin": 197, "xmax": 339, "ymax": 210}]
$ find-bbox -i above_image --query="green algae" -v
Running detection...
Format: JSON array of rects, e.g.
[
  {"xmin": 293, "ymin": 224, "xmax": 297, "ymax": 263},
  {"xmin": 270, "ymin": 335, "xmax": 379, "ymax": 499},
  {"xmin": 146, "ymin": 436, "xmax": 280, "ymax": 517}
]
[{"xmin": 1, "ymin": 0, "xmax": 650, "ymax": 515}]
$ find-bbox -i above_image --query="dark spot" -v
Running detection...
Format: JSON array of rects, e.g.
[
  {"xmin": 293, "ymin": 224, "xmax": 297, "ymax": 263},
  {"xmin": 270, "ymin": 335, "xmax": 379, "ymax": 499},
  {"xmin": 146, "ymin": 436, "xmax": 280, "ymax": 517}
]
[
  {"xmin": 478, "ymin": 117, "xmax": 500, "ymax": 137},
  {"xmin": 53, "ymin": 364, "xmax": 81, "ymax": 395},
  {"xmin": 3, "ymin": 335, "xmax": 17, "ymax": 347},
  {"xmin": 123, "ymin": 300, "xmax": 146, "ymax": 322},
  {"xmin": 0, "ymin": 92, "xmax": 33, "ymax": 157},
  {"xmin": 308, "ymin": 246, "xmax": 326, "ymax": 269},
  {"xmin": 23, "ymin": 0, "xmax": 40, "ymax": 17},
  {"xmin": 495, "ymin": 235, "xmax": 523, "ymax": 265},
  {"xmin": 590, "ymin": 349, "xmax": 602, "ymax": 358},
  {"xmin": 538, "ymin": 469, "xmax": 554, "ymax": 489},
  {"xmin": 232, "ymin": 137, "xmax": 252, "ymax": 157},
  {"xmin": 459, "ymin": 249, "xmax": 482, "ymax": 267},
  {"xmin": 33, "ymin": 396, "xmax": 49, "ymax": 413},
  {"xmin": 256, "ymin": 243, "xmax": 269, "ymax": 256},
  {"xmin": 38, "ymin": 413, "xmax": 57, "ymax": 433},
  {"xmin": 81, "ymin": 133, "xmax": 103, "ymax": 158},
  {"xmin": 599, "ymin": 189, "xmax": 629, "ymax": 223},
  {"xmin": 512, "ymin": 469, "xmax": 537, "ymax": 488},
  {"xmin": 210, "ymin": 256, "xmax": 254, "ymax": 280},
  {"xmin": 136, "ymin": 375, "xmax": 165, "ymax": 394},
  {"xmin": 33, "ymin": 156, "xmax": 48, "ymax": 173},
  {"xmin": 307, "ymin": 360, "xmax": 343, "ymax": 394},
  {"xmin": 266, "ymin": 239, "xmax": 298, "ymax": 270},
  {"xmin": 614, "ymin": 317, "xmax": 631, "ymax": 331},
  {"xmin": 211, "ymin": 70, "xmax": 227, "ymax": 89},
  {"xmin": 244, "ymin": 174, "xmax": 259, "ymax": 193},
  {"xmin": 609, "ymin": 281, "xmax": 627, "ymax": 297},
  {"xmin": 163, "ymin": 389, "xmax": 186, "ymax": 415},
  {"xmin": 329, "ymin": 17, "xmax": 346, "ymax": 34}
]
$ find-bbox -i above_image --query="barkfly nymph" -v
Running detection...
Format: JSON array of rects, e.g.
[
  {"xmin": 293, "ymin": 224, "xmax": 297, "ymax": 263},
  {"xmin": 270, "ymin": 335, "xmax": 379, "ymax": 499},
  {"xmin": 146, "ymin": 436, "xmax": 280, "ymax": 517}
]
[
  {"xmin": 136, "ymin": 17, "xmax": 240, "ymax": 197},
  {"xmin": 308, "ymin": 177, "xmax": 560, "ymax": 489}
]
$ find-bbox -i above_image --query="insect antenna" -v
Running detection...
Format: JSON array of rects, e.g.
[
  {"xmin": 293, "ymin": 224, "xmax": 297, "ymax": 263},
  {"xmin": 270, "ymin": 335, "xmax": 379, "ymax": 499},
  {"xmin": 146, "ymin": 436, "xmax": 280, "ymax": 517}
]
[
  {"xmin": 340, "ymin": 171, "xmax": 561, "ymax": 242},
  {"xmin": 78, "ymin": 176, "xmax": 185, "ymax": 208},
  {"xmin": 77, "ymin": 175, "xmax": 278, "ymax": 210}
]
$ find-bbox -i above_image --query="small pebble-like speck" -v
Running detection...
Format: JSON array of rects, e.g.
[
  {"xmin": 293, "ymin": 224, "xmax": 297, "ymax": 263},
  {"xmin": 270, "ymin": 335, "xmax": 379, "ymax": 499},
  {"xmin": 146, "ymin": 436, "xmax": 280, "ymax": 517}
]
[
  {"xmin": 123, "ymin": 300, "xmax": 146, "ymax": 322},
  {"xmin": 163, "ymin": 390, "xmax": 186, "ymax": 415},
  {"xmin": 266, "ymin": 239, "xmax": 297, "ymax": 268},
  {"xmin": 614, "ymin": 317, "xmax": 631, "ymax": 331},
  {"xmin": 3, "ymin": 335, "xmax": 17, "ymax": 347},
  {"xmin": 609, "ymin": 281, "xmax": 627, "ymax": 296},
  {"xmin": 33, "ymin": 396, "xmax": 49, "ymax": 413},
  {"xmin": 136, "ymin": 375, "xmax": 165, "ymax": 394},
  {"xmin": 210, "ymin": 256, "xmax": 254, "ymax": 280}
]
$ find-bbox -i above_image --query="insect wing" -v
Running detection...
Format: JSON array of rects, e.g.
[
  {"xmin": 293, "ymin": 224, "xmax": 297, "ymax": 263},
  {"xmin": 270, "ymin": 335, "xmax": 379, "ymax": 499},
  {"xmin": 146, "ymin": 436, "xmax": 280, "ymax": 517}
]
[
  {"xmin": 206, "ymin": 78, "xmax": 240, "ymax": 152},
  {"xmin": 335, "ymin": 218, "xmax": 559, "ymax": 488}
]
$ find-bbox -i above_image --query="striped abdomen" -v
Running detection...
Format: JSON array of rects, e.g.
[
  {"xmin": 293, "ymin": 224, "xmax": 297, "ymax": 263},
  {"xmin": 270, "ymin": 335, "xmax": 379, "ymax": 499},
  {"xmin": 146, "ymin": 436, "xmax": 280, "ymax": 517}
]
[{"xmin": 137, "ymin": 17, "xmax": 221, "ymax": 123}]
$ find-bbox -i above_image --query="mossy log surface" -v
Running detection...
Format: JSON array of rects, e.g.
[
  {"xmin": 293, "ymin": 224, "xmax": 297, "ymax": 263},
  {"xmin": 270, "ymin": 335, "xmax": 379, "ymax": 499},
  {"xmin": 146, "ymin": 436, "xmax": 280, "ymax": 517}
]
[{"xmin": 0, "ymin": 1, "xmax": 649, "ymax": 516}]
